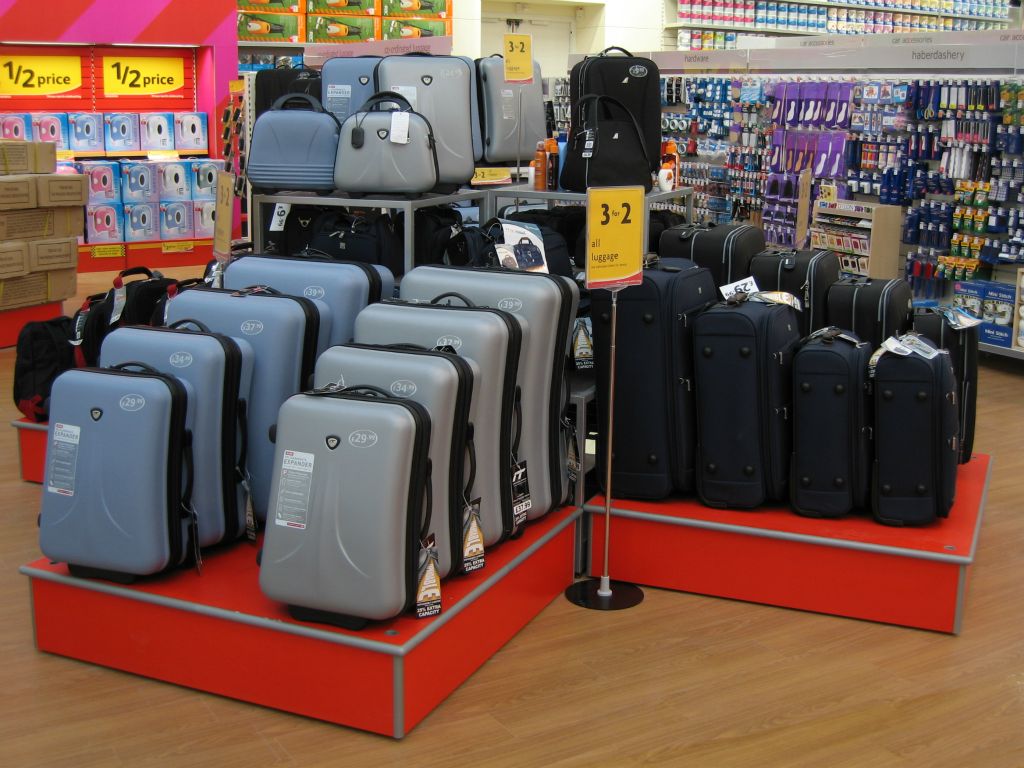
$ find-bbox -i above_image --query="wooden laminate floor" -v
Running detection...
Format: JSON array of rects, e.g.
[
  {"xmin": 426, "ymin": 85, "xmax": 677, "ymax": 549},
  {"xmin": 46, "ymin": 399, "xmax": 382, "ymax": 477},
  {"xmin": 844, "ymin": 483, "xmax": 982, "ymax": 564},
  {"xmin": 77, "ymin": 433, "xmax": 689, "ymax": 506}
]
[{"xmin": 1, "ymin": 268, "xmax": 1022, "ymax": 767}]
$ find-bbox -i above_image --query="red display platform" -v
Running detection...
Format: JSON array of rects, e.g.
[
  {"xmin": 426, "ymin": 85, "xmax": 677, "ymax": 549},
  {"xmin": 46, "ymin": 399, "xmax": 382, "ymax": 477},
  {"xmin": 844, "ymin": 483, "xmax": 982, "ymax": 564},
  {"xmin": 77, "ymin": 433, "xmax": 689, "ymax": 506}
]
[
  {"xmin": 588, "ymin": 455, "xmax": 991, "ymax": 634},
  {"xmin": 22, "ymin": 506, "xmax": 580, "ymax": 738},
  {"xmin": 12, "ymin": 418, "xmax": 46, "ymax": 483},
  {"xmin": 0, "ymin": 302, "xmax": 64, "ymax": 348}
]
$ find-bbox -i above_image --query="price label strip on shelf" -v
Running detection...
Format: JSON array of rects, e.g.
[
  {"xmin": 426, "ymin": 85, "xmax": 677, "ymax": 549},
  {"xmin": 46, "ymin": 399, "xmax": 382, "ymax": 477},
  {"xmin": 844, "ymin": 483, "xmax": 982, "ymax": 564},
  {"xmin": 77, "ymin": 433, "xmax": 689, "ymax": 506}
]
[
  {"xmin": 0, "ymin": 55, "xmax": 82, "ymax": 96},
  {"xmin": 101, "ymin": 56, "xmax": 185, "ymax": 97},
  {"xmin": 585, "ymin": 186, "xmax": 645, "ymax": 291},
  {"xmin": 503, "ymin": 34, "xmax": 533, "ymax": 84}
]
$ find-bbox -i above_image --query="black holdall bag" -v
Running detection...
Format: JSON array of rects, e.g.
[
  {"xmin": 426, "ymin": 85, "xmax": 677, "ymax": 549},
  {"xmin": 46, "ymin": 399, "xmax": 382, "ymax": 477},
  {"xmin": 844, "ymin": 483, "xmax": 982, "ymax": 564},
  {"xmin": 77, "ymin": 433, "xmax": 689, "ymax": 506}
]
[
  {"xmin": 445, "ymin": 221, "xmax": 500, "ymax": 268},
  {"xmin": 569, "ymin": 47, "xmax": 661, "ymax": 172},
  {"xmin": 13, "ymin": 316, "xmax": 76, "ymax": 422},
  {"xmin": 913, "ymin": 306, "xmax": 978, "ymax": 464},
  {"xmin": 559, "ymin": 95, "xmax": 653, "ymax": 192},
  {"xmin": 253, "ymin": 67, "xmax": 323, "ymax": 120},
  {"xmin": 393, "ymin": 206, "xmax": 464, "ymax": 271}
]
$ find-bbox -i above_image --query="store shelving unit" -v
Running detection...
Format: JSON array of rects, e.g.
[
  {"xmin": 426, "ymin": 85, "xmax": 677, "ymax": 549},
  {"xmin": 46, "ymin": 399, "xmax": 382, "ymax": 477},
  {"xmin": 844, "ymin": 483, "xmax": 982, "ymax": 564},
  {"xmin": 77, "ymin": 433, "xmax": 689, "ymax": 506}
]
[
  {"xmin": 979, "ymin": 342, "xmax": 1024, "ymax": 359},
  {"xmin": 811, "ymin": 199, "xmax": 903, "ymax": 278}
]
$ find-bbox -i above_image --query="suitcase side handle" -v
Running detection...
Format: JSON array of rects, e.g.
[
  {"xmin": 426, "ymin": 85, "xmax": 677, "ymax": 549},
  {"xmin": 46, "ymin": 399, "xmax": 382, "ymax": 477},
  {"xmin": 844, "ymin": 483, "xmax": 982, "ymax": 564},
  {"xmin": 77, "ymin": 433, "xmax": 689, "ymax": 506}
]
[
  {"xmin": 430, "ymin": 292, "xmax": 477, "ymax": 308},
  {"xmin": 167, "ymin": 318, "xmax": 213, "ymax": 333}
]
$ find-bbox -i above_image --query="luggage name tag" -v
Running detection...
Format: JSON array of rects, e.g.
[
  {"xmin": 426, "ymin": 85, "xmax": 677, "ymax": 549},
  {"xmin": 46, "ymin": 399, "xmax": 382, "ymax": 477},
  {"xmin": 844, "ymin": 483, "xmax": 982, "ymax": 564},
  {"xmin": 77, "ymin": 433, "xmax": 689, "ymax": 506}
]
[
  {"xmin": 937, "ymin": 305, "xmax": 983, "ymax": 330},
  {"xmin": 389, "ymin": 111, "xmax": 410, "ymax": 145},
  {"xmin": 511, "ymin": 459, "xmax": 531, "ymax": 528},
  {"xmin": 901, "ymin": 334, "xmax": 942, "ymax": 360},
  {"xmin": 720, "ymin": 275, "xmax": 759, "ymax": 300},
  {"xmin": 461, "ymin": 498, "xmax": 485, "ymax": 574},
  {"xmin": 582, "ymin": 128, "xmax": 596, "ymax": 159},
  {"xmin": 47, "ymin": 422, "xmax": 80, "ymax": 497},
  {"xmin": 109, "ymin": 278, "xmax": 127, "ymax": 325},
  {"xmin": 415, "ymin": 534, "xmax": 442, "ymax": 619},
  {"xmin": 269, "ymin": 203, "xmax": 291, "ymax": 232},
  {"xmin": 501, "ymin": 88, "xmax": 516, "ymax": 120},
  {"xmin": 752, "ymin": 290, "xmax": 802, "ymax": 311},
  {"xmin": 573, "ymin": 317, "xmax": 594, "ymax": 370}
]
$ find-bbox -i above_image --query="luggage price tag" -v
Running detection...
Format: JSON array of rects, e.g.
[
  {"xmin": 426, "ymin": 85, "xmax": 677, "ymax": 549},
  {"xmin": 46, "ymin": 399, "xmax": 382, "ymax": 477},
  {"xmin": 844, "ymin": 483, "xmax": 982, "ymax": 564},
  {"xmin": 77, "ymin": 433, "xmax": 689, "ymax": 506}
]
[
  {"xmin": 109, "ymin": 278, "xmax": 127, "ymax": 324},
  {"xmin": 461, "ymin": 498, "xmax": 485, "ymax": 574},
  {"xmin": 389, "ymin": 111, "xmax": 410, "ymax": 145},
  {"xmin": 269, "ymin": 203, "xmax": 290, "ymax": 232},
  {"xmin": 415, "ymin": 535, "xmax": 442, "ymax": 619},
  {"xmin": 511, "ymin": 460, "xmax": 531, "ymax": 528},
  {"xmin": 720, "ymin": 275, "xmax": 759, "ymax": 300},
  {"xmin": 751, "ymin": 290, "xmax": 802, "ymax": 311}
]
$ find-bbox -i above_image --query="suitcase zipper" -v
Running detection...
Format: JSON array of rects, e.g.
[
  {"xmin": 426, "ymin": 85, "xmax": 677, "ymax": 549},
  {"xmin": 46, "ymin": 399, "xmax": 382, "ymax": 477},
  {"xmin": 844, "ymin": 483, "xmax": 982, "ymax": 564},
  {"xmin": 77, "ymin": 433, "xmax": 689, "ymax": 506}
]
[{"xmin": 878, "ymin": 279, "xmax": 895, "ymax": 340}]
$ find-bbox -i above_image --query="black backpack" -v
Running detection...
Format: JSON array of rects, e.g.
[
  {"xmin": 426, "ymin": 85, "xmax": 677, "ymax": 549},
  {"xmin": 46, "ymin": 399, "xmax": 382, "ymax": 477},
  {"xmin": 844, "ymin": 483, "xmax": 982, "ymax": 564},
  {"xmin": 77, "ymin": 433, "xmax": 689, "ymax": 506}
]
[
  {"xmin": 560, "ymin": 95, "xmax": 652, "ymax": 192},
  {"xmin": 445, "ymin": 221, "xmax": 499, "ymax": 267},
  {"xmin": 13, "ymin": 317, "xmax": 76, "ymax": 422}
]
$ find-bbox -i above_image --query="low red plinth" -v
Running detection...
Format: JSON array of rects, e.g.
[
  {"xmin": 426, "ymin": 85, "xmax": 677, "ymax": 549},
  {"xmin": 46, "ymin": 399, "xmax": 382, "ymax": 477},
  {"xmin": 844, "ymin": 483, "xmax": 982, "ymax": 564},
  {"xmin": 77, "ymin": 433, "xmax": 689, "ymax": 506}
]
[
  {"xmin": 12, "ymin": 418, "xmax": 47, "ymax": 483},
  {"xmin": 588, "ymin": 455, "xmax": 991, "ymax": 634},
  {"xmin": 22, "ymin": 506, "xmax": 580, "ymax": 737}
]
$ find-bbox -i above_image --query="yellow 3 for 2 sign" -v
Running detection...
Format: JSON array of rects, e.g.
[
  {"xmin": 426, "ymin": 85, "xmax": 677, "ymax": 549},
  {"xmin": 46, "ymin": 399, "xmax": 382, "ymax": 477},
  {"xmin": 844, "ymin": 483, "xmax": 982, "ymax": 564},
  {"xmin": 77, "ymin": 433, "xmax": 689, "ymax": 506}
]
[
  {"xmin": 585, "ymin": 186, "xmax": 645, "ymax": 290},
  {"xmin": 102, "ymin": 56, "xmax": 185, "ymax": 97},
  {"xmin": 0, "ymin": 55, "xmax": 82, "ymax": 96}
]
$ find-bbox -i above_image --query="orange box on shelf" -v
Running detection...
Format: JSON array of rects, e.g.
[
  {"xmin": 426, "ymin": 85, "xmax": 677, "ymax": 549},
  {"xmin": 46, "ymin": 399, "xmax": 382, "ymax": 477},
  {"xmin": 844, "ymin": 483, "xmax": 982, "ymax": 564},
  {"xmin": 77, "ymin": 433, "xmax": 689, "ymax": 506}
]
[
  {"xmin": 380, "ymin": 16, "xmax": 450, "ymax": 38},
  {"xmin": 238, "ymin": 0, "xmax": 302, "ymax": 11},
  {"xmin": 237, "ymin": 12, "xmax": 306, "ymax": 42},
  {"xmin": 307, "ymin": 15, "xmax": 381, "ymax": 41},
  {"xmin": 307, "ymin": 0, "xmax": 379, "ymax": 15},
  {"xmin": 381, "ymin": 0, "xmax": 450, "ymax": 18}
]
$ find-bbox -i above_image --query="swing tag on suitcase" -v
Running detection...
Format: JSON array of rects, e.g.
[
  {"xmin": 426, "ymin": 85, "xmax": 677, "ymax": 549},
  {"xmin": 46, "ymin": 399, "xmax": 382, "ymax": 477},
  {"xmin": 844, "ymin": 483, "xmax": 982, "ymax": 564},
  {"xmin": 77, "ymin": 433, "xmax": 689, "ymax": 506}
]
[
  {"xmin": 511, "ymin": 460, "xmax": 531, "ymax": 527},
  {"xmin": 462, "ymin": 498, "xmax": 485, "ymax": 574},
  {"xmin": 416, "ymin": 535, "xmax": 442, "ymax": 619}
]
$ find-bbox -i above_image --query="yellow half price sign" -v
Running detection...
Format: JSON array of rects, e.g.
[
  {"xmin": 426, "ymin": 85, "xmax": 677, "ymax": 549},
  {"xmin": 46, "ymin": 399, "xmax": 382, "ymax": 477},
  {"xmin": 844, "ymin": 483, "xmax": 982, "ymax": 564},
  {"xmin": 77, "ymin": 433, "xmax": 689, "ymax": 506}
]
[
  {"xmin": 213, "ymin": 171, "xmax": 235, "ymax": 262},
  {"xmin": 102, "ymin": 56, "xmax": 185, "ymax": 97},
  {"xmin": 585, "ymin": 186, "xmax": 645, "ymax": 291},
  {"xmin": 0, "ymin": 55, "xmax": 82, "ymax": 96},
  {"xmin": 503, "ymin": 35, "xmax": 533, "ymax": 84}
]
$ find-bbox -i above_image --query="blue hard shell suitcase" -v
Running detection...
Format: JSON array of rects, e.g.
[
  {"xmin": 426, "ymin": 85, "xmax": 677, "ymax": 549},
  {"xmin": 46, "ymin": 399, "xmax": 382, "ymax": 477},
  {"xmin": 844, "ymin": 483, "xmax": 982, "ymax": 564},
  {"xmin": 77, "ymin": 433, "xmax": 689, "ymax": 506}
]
[
  {"xmin": 100, "ymin": 321, "xmax": 256, "ymax": 546},
  {"xmin": 320, "ymin": 55, "xmax": 381, "ymax": 123},
  {"xmin": 375, "ymin": 55, "xmax": 476, "ymax": 187},
  {"xmin": 246, "ymin": 94, "xmax": 340, "ymax": 194},
  {"xmin": 40, "ymin": 365, "xmax": 196, "ymax": 581},
  {"xmin": 224, "ymin": 255, "xmax": 394, "ymax": 347},
  {"xmin": 165, "ymin": 287, "xmax": 321, "ymax": 522},
  {"xmin": 314, "ymin": 343, "xmax": 475, "ymax": 578}
]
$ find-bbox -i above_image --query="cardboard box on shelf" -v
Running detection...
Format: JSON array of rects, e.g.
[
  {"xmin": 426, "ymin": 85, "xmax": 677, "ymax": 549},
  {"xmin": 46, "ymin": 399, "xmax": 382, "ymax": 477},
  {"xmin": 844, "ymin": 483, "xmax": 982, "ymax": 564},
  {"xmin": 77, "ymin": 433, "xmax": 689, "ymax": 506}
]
[
  {"xmin": 238, "ymin": 12, "xmax": 306, "ymax": 42},
  {"xmin": 238, "ymin": 0, "xmax": 301, "ymax": 10},
  {"xmin": 381, "ymin": 0, "xmax": 450, "ymax": 18},
  {"xmin": 954, "ymin": 279, "xmax": 1017, "ymax": 349},
  {"xmin": 0, "ymin": 241, "xmax": 29, "ymax": 279},
  {"xmin": 36, "ymin": 174, "xmax": 88, "ymax": 207},
  {"xmin": 0, "ymin": 175, "xmax": 38, "ymax": 211},
  {"xmin": 380, "ymin": 17, "xmax": 451, "ymax": 38},
  {"xmin": 307, "ymin": 14, "xmax": 380, "ymax": 41},
  {"xmin": 0, "ymin": 141, "xmax": 57, "ymax": 176},
  {"xmin": 0, "ymin": 207, "xmax": 84, "ymax": 241},
  {"xmin": 307, "ymin": 0, "xmax": 379, "ymax": 16},
  {"xmin": 0, "ymin": 268, "xmax": 76, "ymax": 311},
  {"xmin": 28, "ymin": 238, "xmax": 78, "ymax": 272}
]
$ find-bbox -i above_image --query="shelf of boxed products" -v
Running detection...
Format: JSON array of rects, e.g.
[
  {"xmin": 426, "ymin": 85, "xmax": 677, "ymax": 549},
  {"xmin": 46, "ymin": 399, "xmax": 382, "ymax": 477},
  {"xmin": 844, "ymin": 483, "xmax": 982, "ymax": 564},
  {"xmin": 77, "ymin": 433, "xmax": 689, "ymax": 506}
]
[
  {"xmin": 810, "ymin": 198, "xmax": 903, "ymax": 277},
  {"xmin": 980, "ymin": 341, "xmax": 1024, "ymax": 358}
]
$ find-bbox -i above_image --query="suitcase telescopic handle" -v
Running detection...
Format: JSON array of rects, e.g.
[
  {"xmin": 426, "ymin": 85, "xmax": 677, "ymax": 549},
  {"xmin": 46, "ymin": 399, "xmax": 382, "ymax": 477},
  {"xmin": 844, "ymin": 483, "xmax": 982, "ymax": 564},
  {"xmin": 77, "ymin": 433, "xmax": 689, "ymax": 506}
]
[
  {"xmin": 360, "ymin": 91, "xmax": 414, "ymax": 113},
  {"xmin": 167, "ymin": 318, "xmax": 213, "ymax": 333},
  {"xmin": 108, "ymin": 361, "xmax": 161, "ymax": 374},
  {"xmin": 430, "ymin": 292, "xmax": 477, "ymax": 308}
]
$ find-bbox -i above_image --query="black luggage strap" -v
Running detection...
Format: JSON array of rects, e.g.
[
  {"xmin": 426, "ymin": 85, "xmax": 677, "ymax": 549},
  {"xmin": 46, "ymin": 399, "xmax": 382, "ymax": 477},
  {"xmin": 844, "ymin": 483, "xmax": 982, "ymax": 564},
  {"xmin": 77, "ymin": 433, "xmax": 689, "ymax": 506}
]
[
  {"xmin": 180, "ymin": 430, "xmax": 202, "ymax": 574},
  {"xmin": 419, "ymin": 461, "xmax": 433, "ymax": 544},
  {"xmin": 235, "ymin": 399, "xmax": 257, "ymax": 542},
  {"xmin": 511, "ymin": 387, "xmax": 523, "ymax": 459},
  {"xmin": 463, "ymin": 425, "xmax": 477, "ymax": 502}
]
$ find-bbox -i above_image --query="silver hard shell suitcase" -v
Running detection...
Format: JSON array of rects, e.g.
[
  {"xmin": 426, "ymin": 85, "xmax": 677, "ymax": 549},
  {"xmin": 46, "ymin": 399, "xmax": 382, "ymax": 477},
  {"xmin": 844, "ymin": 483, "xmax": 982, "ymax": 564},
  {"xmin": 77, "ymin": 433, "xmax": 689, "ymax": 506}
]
[
  {"xmin": 246, "ymin": 94, "xmax": 341, "ymax": 194},
  {"xmin": 476, "ymin": 55, "xmax": 546, "ymax": 164},
  {"xmin": 224, "ymin": 256, "xmax": 393, "ymax": 347},
  {"xmin": 334, "ymin": 92, "xmax": 438, "ymax": 195},
  {"xmin": 259, "ymin": 387, "xmax": 432, "ymax": 628},
  {"xmin": 320, "ymin": 55, "xmax": 381, "ymax": 123},
  {"xmin": 40, "ymin": 366, "xmax": 195, "ymax": 581},
  {"xmin": 375, "ymin": 55, "xmax": 475, "ymax": 187},
  {"xmin": 400, "ymin": 267, "xmax": 580, "ymax": 518},
  {"xmin": 100, "ymin": 322, "xmax": 256, "ymax": 547},
  {"xmin": 456, "ymin": 55, "xmax": 485, "ymax": 163},
  {"xmin": 355, "ymin": 299, "xmax": 521, "ymax": 546},
  {"xmin": 314, "ymin": 343, "xmax": 474, "ymax": 577},
  {"xmin": 165, "ymin": 287, "xmax": 321, "ymax": 522}
]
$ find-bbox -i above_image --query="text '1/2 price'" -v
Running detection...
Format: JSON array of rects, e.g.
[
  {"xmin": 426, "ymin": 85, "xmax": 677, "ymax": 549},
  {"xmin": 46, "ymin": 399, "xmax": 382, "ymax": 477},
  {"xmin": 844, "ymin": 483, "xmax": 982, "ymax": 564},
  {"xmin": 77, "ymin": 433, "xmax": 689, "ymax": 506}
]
[
  {"xmin": 102, "ymin": 56, "xmax": 185, "ymax": 97},
  {"xmin": 0, "ymin": 56, "xmax": 82, "ymax": 96},
  {"xmin": 585, "ymin": 186, "xmax": 645, "ymax": 291}
]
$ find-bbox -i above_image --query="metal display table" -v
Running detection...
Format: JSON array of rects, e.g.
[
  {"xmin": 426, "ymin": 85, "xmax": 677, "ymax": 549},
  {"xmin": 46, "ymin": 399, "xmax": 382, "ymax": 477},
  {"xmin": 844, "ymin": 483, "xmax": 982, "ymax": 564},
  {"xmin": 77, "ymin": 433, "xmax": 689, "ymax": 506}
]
[
  {"xmin": 487, "ymin": 185, "xmax": 696, "ymax": 253},
  {"xmin": 250, "ymin": 189, "xmax": 492, "ymax": 275}
]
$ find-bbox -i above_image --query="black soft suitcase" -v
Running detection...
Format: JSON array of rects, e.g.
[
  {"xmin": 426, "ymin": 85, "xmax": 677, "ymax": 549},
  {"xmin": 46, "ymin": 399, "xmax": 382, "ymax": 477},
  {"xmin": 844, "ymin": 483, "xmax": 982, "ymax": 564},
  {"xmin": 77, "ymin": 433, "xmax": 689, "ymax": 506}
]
[
  {"xmin": 692, "ymin": 293, "xmax": 802, "ymax": 508},
  {"xmin": 826, "ymin": 277, "xmax": 913, "ymax": 351},
  {"xmin": 913, "ymin": 307, "xmax": 978, "ymax": 464},
  {"xmin": 872, "ymin": 334, "xmax": 959, "ymax": 526},
  {"xmin": 749, "ymin": 248, "xmax": 841, "ymax": 337},
  {"xmin": 791, "ymin": 328, "xmax": 873, "ymax": 518},
  {"xmin": 568, "ymin": 47, "xmax": 661, "ymax": 172},
  {"xmin": 658, "ymin": 223, "xmax": 765, "ymax": 288},
  {"xmin": 591, "ymin": 257, "xmax": 716, "ymax": 499}
]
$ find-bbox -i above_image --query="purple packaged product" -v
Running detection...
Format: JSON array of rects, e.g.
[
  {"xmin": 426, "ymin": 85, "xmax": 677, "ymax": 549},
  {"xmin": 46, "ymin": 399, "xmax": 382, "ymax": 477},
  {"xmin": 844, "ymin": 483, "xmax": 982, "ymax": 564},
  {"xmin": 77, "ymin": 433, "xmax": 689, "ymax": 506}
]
[
  {"xmin": 822, "ymin": 83, "xmax": 840, "ymax": 128},
  {"xmin": 828, "ymin": 133, "xmax": 847, "ymax": 178},
  {"xmin": 835, "ymin": 83, "xmax": 853, "ymax": 129},
  {"xmin": 797, "ymin": 82, "xmax": 813, "ymax": 127},
  {"xmin": 810, "ymin": 83, "xmax": 828, "ymax": 127},
  {"xmin": 785, "ymin": 82, "xmax": 800, "ymax": 127},
  {"xmin": 770, "ymin": 129, "xmax": 785, "ymax": 172},
  {"xmin": 813, "ymin": 133, "xmax": 831, "ymax": 177},
  {"xmin": 770, "ymin": 82, "xmax": 786, "ymax": 123},
  {"xmin": 784, "ymin": 132, "xmax": 799, "ymax": 172}
]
